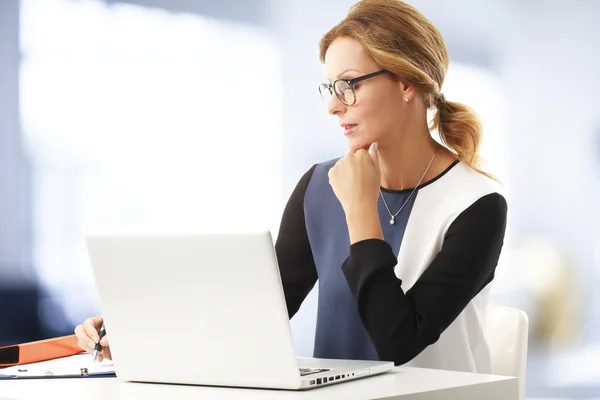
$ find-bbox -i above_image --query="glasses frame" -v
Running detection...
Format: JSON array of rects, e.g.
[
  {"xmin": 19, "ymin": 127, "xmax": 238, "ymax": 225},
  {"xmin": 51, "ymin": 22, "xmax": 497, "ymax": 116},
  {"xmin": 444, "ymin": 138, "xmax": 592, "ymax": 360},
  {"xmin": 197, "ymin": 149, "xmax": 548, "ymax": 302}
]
[{"xmin": 319, "ymin": 70, "xmax": 387, "ymax": 106}]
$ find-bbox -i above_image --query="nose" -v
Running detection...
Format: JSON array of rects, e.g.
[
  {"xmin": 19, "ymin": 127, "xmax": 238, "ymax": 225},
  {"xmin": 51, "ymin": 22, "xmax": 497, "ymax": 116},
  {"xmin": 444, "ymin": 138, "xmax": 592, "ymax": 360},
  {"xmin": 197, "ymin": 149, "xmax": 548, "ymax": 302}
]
[{"xmin": 327, "ymin": 94, "xmax": 346, "ymax": 116}]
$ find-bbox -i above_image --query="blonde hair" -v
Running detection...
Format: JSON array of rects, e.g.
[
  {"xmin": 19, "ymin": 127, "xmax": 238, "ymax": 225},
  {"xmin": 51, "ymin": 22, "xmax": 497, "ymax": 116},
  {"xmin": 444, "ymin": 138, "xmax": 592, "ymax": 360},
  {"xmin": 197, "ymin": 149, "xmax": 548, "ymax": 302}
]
[{"xmin": 319, "ymin": 0, "xmax": 494, "ymax": 179}]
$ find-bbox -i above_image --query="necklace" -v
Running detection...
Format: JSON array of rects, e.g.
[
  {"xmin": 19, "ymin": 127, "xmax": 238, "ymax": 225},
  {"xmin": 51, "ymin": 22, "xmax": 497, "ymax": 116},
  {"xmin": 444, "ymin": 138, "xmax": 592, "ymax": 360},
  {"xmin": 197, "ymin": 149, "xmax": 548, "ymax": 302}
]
[{"xmin": 379, "ymin": 150, "xmax": 437, "ymax": 225}]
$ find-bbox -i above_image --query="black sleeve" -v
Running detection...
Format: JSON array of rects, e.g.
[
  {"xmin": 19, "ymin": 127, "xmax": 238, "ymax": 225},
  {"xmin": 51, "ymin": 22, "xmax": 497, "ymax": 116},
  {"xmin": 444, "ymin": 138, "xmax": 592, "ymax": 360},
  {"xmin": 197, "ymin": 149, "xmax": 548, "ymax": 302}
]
[
  {"xmin": 341, "ymin": 193, "xmax": 507, "ymax": 365},
  {"xmin": 275, "ymin": 165, "xmax": 319, "ymax": 319}
]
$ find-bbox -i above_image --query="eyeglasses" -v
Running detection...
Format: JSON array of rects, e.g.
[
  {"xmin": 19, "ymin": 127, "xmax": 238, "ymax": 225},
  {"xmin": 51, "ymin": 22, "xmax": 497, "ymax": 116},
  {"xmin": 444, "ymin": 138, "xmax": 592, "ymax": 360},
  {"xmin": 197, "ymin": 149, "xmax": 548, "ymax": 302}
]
[{"xmin": 319, "ymin": 70, "xmax": 386, "ymax": 106}]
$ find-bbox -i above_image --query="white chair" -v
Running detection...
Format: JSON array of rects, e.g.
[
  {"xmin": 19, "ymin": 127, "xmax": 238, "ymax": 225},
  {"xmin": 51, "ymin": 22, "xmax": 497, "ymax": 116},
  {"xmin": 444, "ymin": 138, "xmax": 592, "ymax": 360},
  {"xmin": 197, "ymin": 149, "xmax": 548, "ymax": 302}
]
[{"xmin": 484, "ymin": 304, "xmax": 529, "ymax": 400}]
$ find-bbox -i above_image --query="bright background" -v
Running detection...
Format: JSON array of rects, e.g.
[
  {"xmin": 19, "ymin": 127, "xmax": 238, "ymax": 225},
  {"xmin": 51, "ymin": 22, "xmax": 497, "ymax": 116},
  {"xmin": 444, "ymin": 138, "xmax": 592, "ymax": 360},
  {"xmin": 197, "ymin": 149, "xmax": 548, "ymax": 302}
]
[{"xmin": 1, "ymin": 0, "xmax": 599, "ymax": 398}]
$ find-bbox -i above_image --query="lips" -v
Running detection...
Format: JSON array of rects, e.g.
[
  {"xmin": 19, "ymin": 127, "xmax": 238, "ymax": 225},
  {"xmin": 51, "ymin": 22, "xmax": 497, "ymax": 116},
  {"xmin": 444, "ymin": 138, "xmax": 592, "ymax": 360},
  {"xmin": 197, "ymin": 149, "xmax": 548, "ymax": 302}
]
[{"xmin": 341, "ymin": 124, "xmax": 358, "ymax": 136}]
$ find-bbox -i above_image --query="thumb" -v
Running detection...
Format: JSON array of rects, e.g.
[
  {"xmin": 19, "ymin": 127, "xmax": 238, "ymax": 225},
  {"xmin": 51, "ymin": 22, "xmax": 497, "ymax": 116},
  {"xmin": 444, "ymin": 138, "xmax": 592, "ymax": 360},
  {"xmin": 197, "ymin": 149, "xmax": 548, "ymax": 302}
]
[{"xmin": 368, "ymin": 141, "xmax": 380, "ymax": 172}]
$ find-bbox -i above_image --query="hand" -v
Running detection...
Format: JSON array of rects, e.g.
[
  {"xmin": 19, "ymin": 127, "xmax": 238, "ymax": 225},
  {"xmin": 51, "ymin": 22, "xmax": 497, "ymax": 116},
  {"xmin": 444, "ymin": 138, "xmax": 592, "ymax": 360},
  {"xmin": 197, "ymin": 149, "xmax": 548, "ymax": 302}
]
[
  {"xmin": 328, "ymin": 142, "xmax": 381, "ymax": 217},
  {"xmin": 74, "ymin": 316, "xmax": 111, "ymax": 362}
]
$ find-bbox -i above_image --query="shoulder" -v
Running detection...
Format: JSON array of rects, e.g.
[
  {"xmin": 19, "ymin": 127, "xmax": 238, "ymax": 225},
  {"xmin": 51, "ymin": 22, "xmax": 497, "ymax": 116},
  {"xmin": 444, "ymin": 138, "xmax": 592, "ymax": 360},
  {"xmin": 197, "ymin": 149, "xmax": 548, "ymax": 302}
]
[
  {"xmin": 289, "ymin": 157, "xmax": 342, "ymax": 198},
  {"xmin": 452, "ymin": 192, "xmax": 507, "ymax": 230},
  {"xmin": 296, "ymin": 157, "xmax": 342, "ymax": 185},
  {"xmin": 411, "ymin": 162, "xmax": 507, "ymax": 236},
  {"xmin": 315, "ymin": 157, "xmax": 341, "ymax": 173},
  {"xmin": 444, "ymin": 161, "xmax": 501, "ymax": 193},
  {"xmin": 422, "ymin": 161, "xmax": 505, "ymax": 207},
  {"xmin": 452, "ymin": 163, "xmax": 507, "ymax": 215},
  {"xmin": 445, "ymin": 164, "xmax": 507, "ymax": 238}
]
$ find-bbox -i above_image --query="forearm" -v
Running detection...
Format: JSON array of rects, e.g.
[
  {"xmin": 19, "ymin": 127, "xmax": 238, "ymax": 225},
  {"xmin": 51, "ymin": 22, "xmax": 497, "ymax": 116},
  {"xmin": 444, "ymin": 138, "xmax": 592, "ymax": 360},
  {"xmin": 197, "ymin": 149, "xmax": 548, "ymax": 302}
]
[
  {"xmin": 341, "ymin": 239, "xmax": 430, "ymax": 365},
  {"xmin": 345, "ymin": 206, "xmax": 384, "ymax": 244}
]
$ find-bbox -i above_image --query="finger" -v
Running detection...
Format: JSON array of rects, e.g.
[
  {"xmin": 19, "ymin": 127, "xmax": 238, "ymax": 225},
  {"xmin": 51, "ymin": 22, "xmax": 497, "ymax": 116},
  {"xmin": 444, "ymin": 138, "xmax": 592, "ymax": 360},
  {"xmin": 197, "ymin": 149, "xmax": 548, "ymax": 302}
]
[
  {"xmin": 95, "ymin": 346, "xmax": 112, "ymax": 363},
  {"xmin": 77, "ymin": 337, "xmax": 96, "ymax": 353},
  {"xmin": 100, "ymin": 335, "xmax": 109, "ymax": 346},
  {"xmin": 102, "ymin": 346, "xmax": 112, "ymax": 361},
  {"xmin": 331, "ymin": 158, "xmax": 343, "ymax": 173},
  {"xmin": 83, "ymin": 317, "xmax": 102, "ymax": 343},
  {"xmin": 75, "ymin": 325, "xmax": 95, "ymax": 350},
  {"xmin": 328, "ymin": 167, "xmax": 336, "ymax": 185},
  {"xmin": 74, "ymin": 323, "xmax": 84, "ymax": 338},
  {"xmin": 368, "ymin": 141, "xmax": 380, "ymax": 173},
  {"xmin": 356, "ymin": 149, "xmax": 370, "ymax": 164}
]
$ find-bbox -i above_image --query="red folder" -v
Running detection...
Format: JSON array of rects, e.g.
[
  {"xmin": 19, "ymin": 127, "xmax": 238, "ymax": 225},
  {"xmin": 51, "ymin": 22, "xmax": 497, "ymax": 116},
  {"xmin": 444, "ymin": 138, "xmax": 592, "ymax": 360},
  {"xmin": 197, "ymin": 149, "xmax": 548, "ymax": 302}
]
[{"xmin": 0, "ymin": 335, "xmax": 85, "ymax": 367}]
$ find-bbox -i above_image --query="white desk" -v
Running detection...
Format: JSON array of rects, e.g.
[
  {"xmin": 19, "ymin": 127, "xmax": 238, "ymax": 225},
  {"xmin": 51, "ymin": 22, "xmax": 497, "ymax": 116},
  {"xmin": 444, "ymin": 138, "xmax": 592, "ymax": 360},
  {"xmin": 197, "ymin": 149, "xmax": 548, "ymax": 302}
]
[{"xmin": 0, "ymin": 366, "xmax": 517, "ymax": 400}]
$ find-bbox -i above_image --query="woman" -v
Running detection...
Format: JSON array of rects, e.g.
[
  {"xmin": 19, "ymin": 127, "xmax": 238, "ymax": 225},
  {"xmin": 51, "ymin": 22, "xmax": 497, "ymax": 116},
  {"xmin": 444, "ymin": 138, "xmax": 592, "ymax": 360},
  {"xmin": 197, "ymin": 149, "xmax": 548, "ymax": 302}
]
[{"xmin": 75, "ymin": 0, "xmax": 507, "ymax": 374}]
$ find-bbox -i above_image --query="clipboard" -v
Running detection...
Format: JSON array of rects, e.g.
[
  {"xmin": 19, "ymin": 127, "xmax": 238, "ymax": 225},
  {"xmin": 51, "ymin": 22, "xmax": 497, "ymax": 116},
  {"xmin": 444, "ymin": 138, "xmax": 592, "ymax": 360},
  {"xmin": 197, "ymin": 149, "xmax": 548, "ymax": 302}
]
[
  {"xmin": 0, "ymin": 334, "xmax": 85, "ymax": 367},
  {"xmin": 0, "ymin": 353, "xmax": 116, "ymax": 380}
]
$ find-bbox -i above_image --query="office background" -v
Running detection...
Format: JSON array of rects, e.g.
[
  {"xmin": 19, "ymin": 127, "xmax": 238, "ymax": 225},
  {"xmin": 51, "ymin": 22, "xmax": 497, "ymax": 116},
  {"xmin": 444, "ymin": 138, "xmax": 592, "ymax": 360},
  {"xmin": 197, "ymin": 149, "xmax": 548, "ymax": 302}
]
[{"xmin": 0, "ymin": 0, "xmax": 599, "ymax": 398}]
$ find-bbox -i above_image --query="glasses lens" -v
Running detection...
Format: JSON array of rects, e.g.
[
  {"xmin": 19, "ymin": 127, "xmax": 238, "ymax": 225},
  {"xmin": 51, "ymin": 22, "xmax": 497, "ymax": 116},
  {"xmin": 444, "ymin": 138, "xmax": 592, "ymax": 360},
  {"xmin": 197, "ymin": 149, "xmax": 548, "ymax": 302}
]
[
  {"xmin": 319, "ymin": 84, "xmax": 332, "ymax": 103},
  {"xmin": 334, "ymin": 80, "xmax": 355, "ymax": 105}
]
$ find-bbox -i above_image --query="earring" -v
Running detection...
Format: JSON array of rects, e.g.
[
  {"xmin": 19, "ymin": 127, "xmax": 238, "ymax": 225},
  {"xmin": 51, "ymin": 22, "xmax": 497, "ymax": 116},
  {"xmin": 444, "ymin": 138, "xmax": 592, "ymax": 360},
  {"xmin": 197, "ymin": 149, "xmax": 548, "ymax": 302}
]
[{"xmin": 405, "ymin": 98, "xmax": 409, "ymax": 102}]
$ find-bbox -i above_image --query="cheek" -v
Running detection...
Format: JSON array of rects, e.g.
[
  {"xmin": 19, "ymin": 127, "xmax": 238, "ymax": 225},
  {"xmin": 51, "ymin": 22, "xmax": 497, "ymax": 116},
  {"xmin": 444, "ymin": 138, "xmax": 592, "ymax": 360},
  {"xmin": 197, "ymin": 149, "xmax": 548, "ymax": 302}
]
[
  {"xmin": 354, "ymin": 94, "xmax": 391, "ymax": 132},
  {"xmin": 362, "ymin": 90, "xmax": 404, "ymax": 131}
]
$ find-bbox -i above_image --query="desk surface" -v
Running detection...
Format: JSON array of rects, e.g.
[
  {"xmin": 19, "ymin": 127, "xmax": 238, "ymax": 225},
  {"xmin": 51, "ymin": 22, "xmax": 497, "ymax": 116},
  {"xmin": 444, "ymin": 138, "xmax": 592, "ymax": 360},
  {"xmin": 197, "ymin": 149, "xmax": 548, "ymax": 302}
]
[{"xmin": 0, "ymin": 366, "xmax": 517, "ymax": 400}]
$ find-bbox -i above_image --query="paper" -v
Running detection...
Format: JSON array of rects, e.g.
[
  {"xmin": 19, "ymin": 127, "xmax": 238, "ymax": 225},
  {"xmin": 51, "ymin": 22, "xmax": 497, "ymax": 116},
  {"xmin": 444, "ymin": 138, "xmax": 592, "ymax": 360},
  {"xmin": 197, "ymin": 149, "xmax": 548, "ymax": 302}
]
[{"xmin": 0, "ymin": 353, "xmax": 115, "ymax": 378}]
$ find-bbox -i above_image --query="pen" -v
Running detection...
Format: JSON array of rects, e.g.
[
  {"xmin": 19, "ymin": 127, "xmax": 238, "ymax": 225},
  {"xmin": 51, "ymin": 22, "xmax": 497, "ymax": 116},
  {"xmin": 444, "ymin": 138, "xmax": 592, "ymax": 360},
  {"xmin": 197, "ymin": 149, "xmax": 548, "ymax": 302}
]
[{"xmin": 92, "ymin": 322, "xmax": 106, "ymax": 363}]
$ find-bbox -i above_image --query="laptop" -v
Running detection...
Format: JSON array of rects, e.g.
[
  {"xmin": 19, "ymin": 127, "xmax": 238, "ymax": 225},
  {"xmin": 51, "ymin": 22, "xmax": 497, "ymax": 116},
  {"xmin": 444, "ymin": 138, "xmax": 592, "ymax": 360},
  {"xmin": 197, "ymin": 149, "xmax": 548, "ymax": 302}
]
[{"xmin": 84, "ymin": 230, "xmax": 394, "ymax": 390}]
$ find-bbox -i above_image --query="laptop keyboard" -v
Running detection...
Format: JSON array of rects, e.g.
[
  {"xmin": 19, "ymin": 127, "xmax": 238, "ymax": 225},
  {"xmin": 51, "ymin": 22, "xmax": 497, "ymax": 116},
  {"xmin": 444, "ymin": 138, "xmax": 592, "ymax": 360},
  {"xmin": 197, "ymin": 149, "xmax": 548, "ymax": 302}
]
[{"xmin": 299, "ymin": 368, "xmax": 330, "ymax": 376}]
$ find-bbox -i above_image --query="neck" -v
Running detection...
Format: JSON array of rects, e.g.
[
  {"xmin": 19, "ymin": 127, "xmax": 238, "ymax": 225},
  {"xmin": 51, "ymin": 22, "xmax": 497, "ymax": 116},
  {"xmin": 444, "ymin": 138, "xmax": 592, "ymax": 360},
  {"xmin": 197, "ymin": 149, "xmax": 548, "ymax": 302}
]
[{"xmin": 377, "ymin": 122, "xmax": 441, "ymax": 191}]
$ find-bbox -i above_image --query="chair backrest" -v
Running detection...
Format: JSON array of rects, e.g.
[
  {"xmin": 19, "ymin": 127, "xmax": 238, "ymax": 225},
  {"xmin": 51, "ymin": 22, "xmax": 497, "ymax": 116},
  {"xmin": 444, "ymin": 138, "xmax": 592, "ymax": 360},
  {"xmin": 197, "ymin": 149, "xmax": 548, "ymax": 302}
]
[{"xmin": 484, "ymin": 304, "xmax": 529, "ymax": 400}]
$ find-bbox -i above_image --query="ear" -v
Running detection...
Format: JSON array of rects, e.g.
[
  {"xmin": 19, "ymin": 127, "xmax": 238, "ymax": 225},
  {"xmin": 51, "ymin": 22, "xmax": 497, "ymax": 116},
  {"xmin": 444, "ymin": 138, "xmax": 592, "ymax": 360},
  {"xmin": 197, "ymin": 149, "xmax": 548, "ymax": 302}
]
[{"xmin": 397, "ymin": 80, "xmax": 417, "ymax": 102}]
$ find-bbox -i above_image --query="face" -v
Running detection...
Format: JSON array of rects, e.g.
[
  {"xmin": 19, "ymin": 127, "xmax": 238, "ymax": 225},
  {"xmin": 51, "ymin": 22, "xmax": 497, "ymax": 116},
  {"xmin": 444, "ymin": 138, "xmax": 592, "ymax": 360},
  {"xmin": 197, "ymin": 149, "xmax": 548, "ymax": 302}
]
[{"xmin": 323, "ymin": 37, "xmax": 411, "ymax": 151}]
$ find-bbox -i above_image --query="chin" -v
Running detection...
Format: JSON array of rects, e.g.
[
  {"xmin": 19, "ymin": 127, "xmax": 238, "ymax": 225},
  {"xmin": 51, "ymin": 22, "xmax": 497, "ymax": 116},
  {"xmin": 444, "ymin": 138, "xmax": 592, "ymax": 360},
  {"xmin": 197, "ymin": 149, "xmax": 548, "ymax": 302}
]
[{"xmin": 347, "ymin": 137, "xmax": 373, "ymax": 152}]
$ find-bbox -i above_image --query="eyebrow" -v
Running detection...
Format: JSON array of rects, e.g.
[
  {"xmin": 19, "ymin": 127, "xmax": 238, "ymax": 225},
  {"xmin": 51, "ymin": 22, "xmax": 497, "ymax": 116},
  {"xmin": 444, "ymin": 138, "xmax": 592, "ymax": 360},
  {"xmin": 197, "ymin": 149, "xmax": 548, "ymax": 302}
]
[{"xmin": 327, "ymin": 68, "xmax": 363, "ymax": 82}]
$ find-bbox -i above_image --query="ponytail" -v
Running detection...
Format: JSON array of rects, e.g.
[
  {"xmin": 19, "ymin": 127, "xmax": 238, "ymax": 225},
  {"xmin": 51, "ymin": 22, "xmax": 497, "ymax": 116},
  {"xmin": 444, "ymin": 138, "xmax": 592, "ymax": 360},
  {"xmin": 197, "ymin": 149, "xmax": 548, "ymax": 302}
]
[{"xmin": 432, "ymin": 95, "xmax": 498, "ymax": 181}]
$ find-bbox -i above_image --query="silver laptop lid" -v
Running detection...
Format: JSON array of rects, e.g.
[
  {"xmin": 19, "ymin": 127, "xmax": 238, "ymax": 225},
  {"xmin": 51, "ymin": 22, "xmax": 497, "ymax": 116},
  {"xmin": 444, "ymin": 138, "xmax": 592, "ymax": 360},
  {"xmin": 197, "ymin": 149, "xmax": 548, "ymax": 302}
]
[{"xmin": 85, "ymin": 230, "xmax": 302, "ymax": 389}]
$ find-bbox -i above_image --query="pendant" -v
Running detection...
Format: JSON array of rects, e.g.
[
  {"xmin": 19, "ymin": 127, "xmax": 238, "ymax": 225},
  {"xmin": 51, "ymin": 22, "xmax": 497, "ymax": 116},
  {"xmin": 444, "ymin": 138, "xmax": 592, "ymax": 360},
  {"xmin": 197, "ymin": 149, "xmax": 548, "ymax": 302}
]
[{"xmin": 389, "ymin": 216, "xmax": 395, "ymax": 225}]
